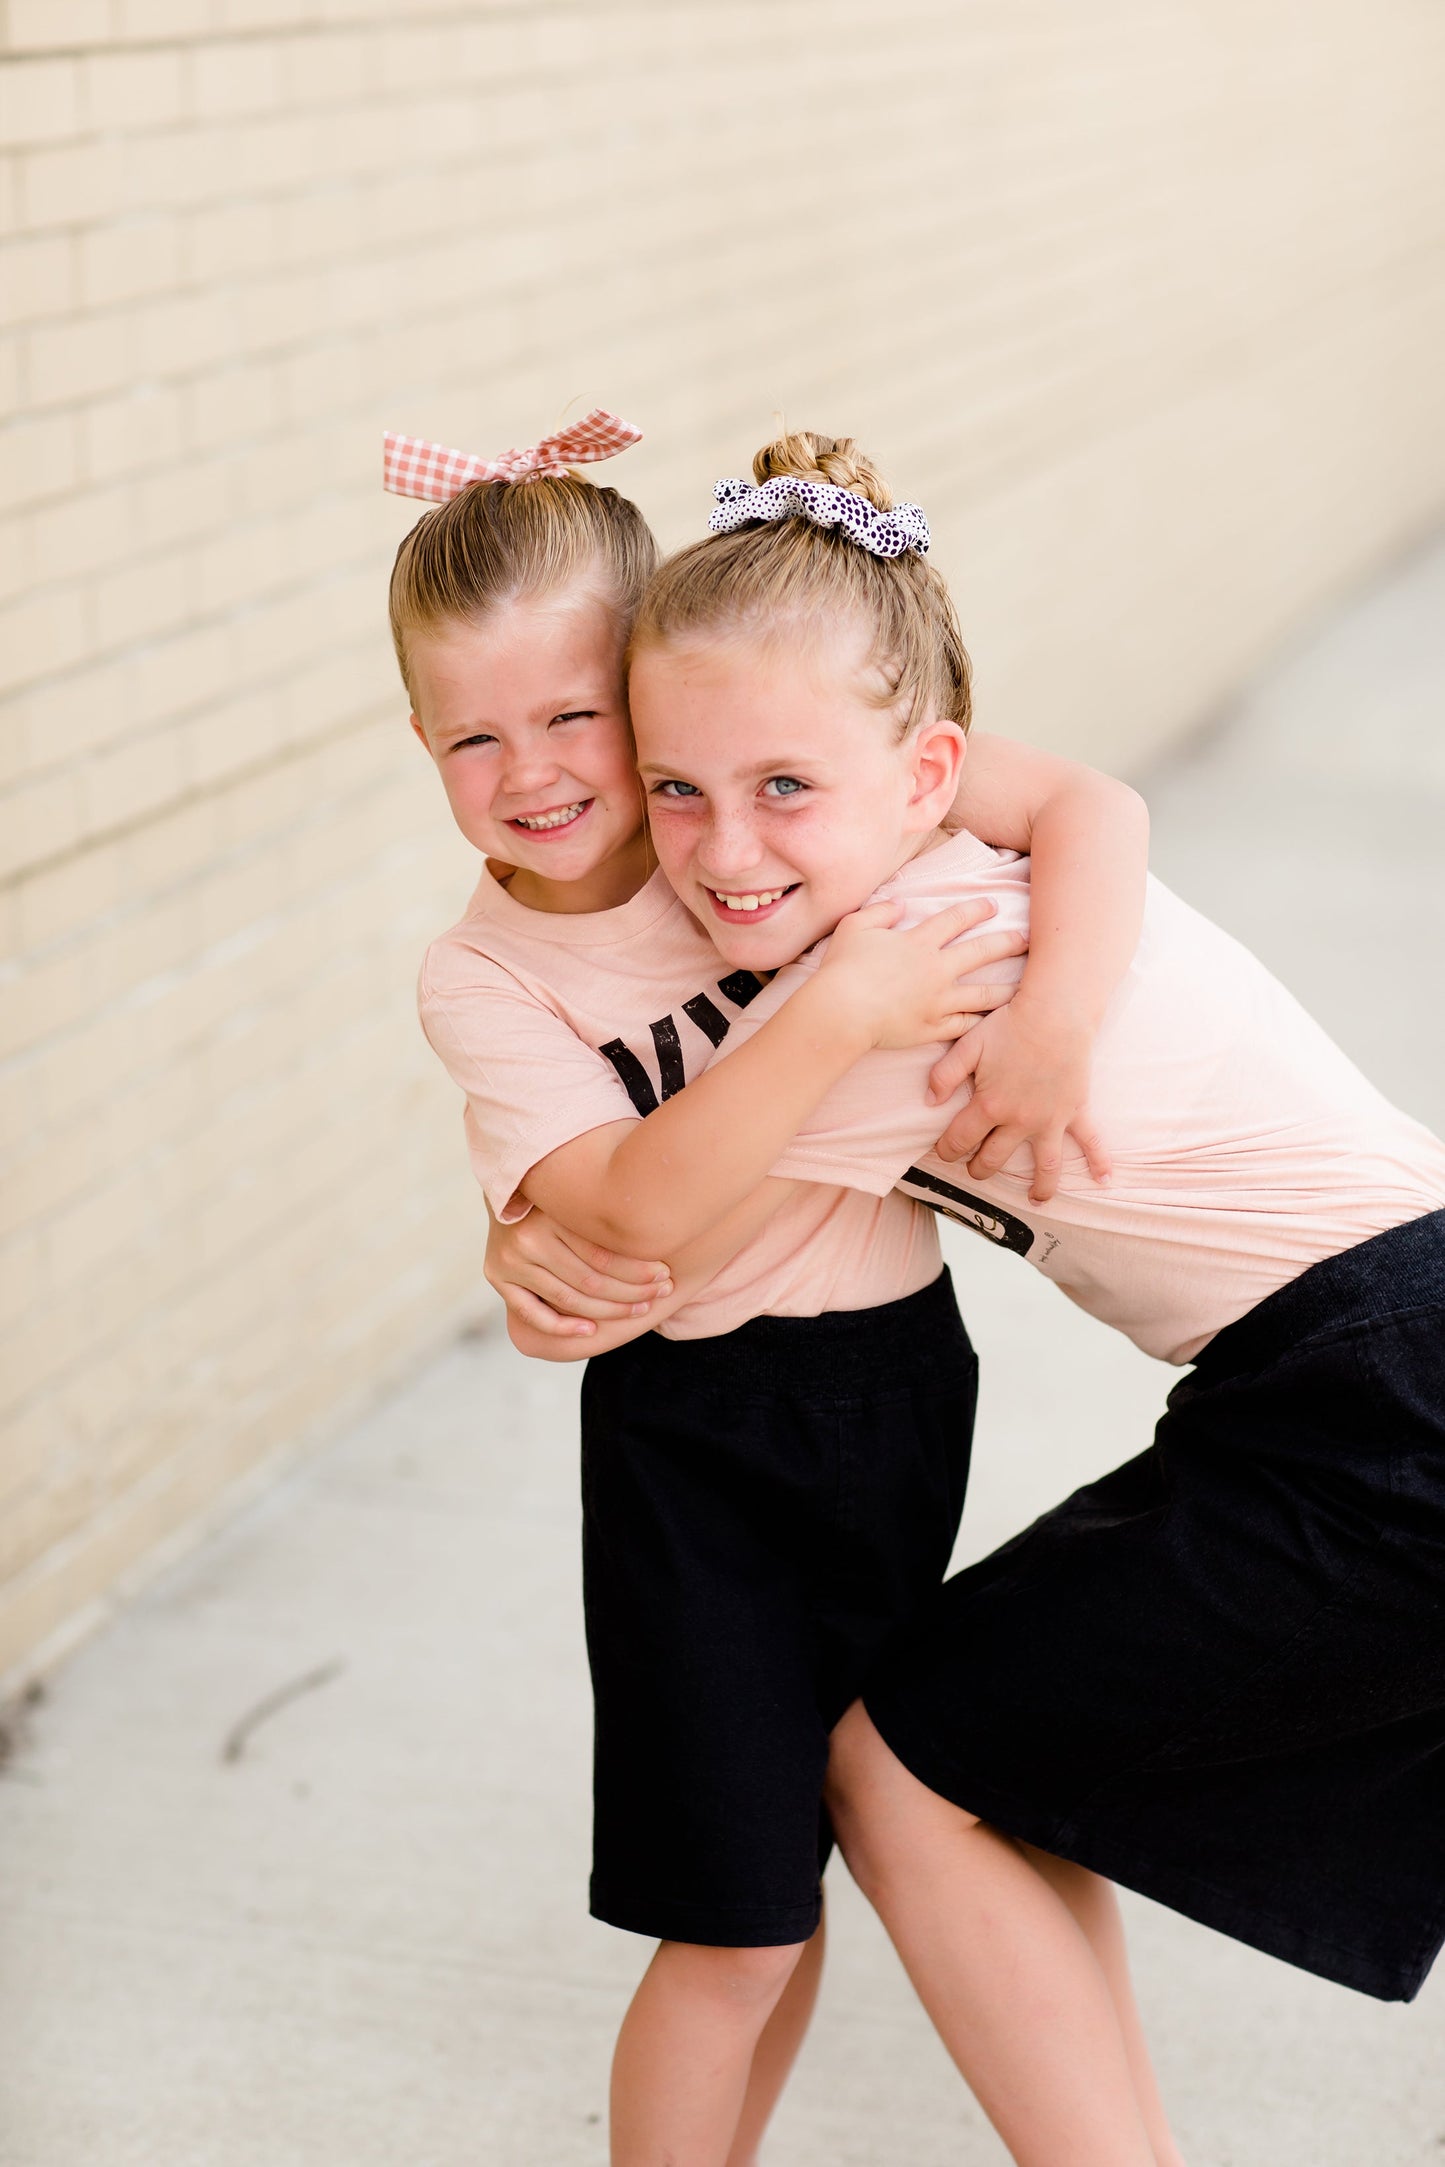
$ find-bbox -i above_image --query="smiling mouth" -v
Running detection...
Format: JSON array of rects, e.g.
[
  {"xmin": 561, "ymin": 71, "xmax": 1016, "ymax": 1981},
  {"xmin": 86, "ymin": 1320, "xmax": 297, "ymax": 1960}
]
[
  {"xmin": 508, "ymin": 800, "xmax": 592, "ymax": 835},
  {"xmin": 705, "ymin": 884, "xmax": 799, "ymax": 921}
]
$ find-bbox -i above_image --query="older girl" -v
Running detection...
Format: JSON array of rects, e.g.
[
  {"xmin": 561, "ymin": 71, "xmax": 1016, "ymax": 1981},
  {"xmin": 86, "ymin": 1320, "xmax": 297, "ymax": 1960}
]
[{"xmin": 508, "ymin": 428, "xmax": 1445, "ymax": 2162}]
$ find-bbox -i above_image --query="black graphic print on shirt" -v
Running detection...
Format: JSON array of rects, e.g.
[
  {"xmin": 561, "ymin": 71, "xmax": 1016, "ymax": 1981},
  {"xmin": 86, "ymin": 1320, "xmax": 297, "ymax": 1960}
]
[
  {"xmin": 901, "ymin": 1165, "xmax": 1036, "ymax": 1257},
  {"xmin": 599, "ymin": 971, "xmax": 762, "ymax": 1116}
]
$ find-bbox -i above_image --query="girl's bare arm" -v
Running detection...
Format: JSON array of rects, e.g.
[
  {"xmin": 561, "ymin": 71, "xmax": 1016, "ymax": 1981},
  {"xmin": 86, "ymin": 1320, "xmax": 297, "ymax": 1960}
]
[
  {"xmin": 517, "ymin": 900, "xmax": 1020, "ymax": 1256},
  {"xmin": 940, "ymin": 733, "xmax": 1150, "ymax": 1198},
  {"xmin": 499, "ymin": 1183, "xmax": 796, "ymax": 1361}
]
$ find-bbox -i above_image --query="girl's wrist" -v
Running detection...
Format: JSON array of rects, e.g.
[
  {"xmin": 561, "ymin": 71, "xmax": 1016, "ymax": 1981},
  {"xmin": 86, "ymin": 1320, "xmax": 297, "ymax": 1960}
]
[
  {"xmin": 1008, "ymin": 979, "xmax": 1101, "ymax": 1044},
  {"xmin": 794, "ymin": 967, "xmax": 881, "ymax": 1060}
]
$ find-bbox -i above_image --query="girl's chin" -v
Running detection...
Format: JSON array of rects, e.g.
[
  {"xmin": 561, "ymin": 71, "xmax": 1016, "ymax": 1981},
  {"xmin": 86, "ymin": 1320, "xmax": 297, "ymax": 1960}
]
[{"xmin": 711, "ymin": 922, "xmax": 828, "ymax": 970}]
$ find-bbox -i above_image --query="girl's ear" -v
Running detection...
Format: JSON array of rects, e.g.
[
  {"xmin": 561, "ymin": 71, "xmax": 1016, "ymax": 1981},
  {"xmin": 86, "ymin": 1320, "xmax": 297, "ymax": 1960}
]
[
  {"xmin": 409, "ymin": 713, "xmax": 432, "ymax": 755},
  {"xmin": 904, "ymin": 717, "xmax": 967, "ymax": 832}
]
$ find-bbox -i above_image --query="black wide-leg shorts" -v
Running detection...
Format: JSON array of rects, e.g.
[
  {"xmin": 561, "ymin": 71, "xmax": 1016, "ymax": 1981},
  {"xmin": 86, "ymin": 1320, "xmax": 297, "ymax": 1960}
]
[
  {"xmin": 580, "ymin": 1269, "xmax": 976, "ymax": 1948},
  {"xmin": 866, "ymin": 1210, "xmax": 1445, "ymax": 2002}
]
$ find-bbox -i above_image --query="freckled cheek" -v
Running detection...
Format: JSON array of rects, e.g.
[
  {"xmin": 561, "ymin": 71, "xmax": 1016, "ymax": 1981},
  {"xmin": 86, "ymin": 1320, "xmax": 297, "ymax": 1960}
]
[{"xmin": 646, "ymin": 810, "xmax": 704, "ymax": 881}]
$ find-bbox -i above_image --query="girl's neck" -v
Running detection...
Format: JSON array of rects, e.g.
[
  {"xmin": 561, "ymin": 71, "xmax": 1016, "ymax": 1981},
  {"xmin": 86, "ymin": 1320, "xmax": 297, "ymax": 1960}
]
[{"xmin": 504, "ymin": 824, "xmax": 655, "ymax": 916}]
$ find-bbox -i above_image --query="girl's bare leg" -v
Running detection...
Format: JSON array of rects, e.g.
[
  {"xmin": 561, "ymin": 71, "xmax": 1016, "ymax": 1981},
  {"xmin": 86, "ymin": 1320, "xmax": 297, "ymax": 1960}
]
[
  {"xmin": 824, "ymin": 1703, "xmax": 1159, "ymax": 2167},
  {"xmin": 610, "ymin": 1936, "xmax": 808, "ymax": 2167},
  {"xmin": 1018, "ymin": 1846, "xmax": 1187, "ymax": 2167},
  {"xmin": 725, "ymin": 1904, "xmax": 826, "ymax": 2167}
]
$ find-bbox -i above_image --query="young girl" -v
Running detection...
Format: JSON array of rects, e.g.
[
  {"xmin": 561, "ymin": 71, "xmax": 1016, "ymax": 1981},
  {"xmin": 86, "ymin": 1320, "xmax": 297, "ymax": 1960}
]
[
  {"xmin": 504, "ymin": 429, "xmax": 1445, "ymax": 2162},
  {"xmin": 388, "ymin": 415, "xmax": 1165, "ymax": 2166}
]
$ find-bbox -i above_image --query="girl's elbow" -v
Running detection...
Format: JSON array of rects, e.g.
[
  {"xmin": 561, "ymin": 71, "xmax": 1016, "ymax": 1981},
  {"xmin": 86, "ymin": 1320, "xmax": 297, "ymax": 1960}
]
[
  {"xmin": 593, "ymin": 1204, "xmax": 670, "ymax": 1257},
  {"xmin": 1107, "ymin": 776, "xmax": 1150, "ymax": 838}
]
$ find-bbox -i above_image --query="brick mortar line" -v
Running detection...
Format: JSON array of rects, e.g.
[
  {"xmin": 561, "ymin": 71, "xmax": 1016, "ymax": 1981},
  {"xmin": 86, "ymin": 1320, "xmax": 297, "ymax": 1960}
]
[
  {"xmin": 0, "ymin": 1142, "xmax": 476, "ymax": 1440},
  {"xmin": 3, "ymin": 0, "xmax": 937, "ymax": 70},
  {"xmin": 0, "ymin": 0, "xmax": 772, "ymax": 64},
  {"xmin": 1, "ymin": 973, "xmax": 435, "ymax": 1201},
  {"xmin": 0, "ymin": 682, "xmax": 403, "ymax": 890},
  {"xmin": 0, "ymin": 814, "xmax": 435, "ymax": 1081},
  {"xmin": 3, "ymin": 540, "xmax": 393, "ymax": 713},
  {"xmin": 7, "ymin": 159, "xmax": 1441, "ymax": 407},
  {"xmin": 6, "ymin": 141, "xmax": 1432, "ymax": 328},
  {"xmin": 0, "ymin": 982, "xmax": 441, "ymax": 1281},
  {"xmin": 0, "ymin": 804, "xmax": 427, "ymax": 1028}
]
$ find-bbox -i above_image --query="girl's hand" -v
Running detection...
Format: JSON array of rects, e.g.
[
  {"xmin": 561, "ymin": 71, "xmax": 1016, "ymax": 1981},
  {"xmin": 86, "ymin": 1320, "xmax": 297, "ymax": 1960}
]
[
  {"xmin": 927, "ymin": 1000, "xmax": 1112, "ymax": 1202},
  {"xmin": 819, "ymin": 898, "xmax": 1028, "ymax": 1052},
  {"xmin": 484, "ymin": 1206, "xmax": 672, "ymax": 1340}
]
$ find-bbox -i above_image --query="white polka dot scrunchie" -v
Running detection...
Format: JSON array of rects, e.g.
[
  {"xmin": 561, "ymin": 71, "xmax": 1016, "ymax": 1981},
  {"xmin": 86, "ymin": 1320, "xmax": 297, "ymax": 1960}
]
[{"xmin": 707, "ymin": 475, "xmax": 930, "ymax": 558}]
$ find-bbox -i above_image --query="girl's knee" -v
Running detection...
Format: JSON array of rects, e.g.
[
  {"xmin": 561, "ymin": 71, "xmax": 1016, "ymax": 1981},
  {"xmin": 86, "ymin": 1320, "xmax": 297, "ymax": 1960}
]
[
  {"xmin": 659, "ymin": 1937, "xmax": 807, "ymax": 2008},
  {"xmin": 824, "ymin": 1703, "xmax": 980, "ymax": 1899}
]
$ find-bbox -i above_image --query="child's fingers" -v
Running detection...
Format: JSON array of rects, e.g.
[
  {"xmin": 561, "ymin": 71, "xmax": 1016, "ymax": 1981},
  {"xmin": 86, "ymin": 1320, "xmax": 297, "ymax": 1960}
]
[
  {"xmin": 932, "ymin": 1101, "xmax": 992, "ymax": 1161},
  {"xmin": 936, "ymin": 931, "xmax": 1027, "ymax": 982},
  {"xmin": 526, "ymin": 1266, "xmax": 665, "ymax": 1322},
  {"xmin": 504, "ymin": 1285, "xmax": 597, "ymax": 1338},
  {"xmin": 1027, "ymin": 1126, "xmax": 1067, "ymax": 1203},
  {"xmin": 948, "ymin": 979, "xmax": 1020, "ymax": 1017},
  {"xmin": 838, "ymin": 899, "xmax": 906, "ymax": 933},
  {"xmin": 926, "ymin": 1035, "xmax": 980, "ymax": 1104},
  {"xmin": 933, "ymin": 1006, "xmax": 992, "ymax": 1043},
  {"xmin": 554, "ymin": 1233, "xmax": 671, "ymax": 1300},
  {"xmin": 1067, "ymin": 1114, "xmax": 1113, "ymax": 1187},
  {"xmin": 918, "ymin": 897, "xmax": 999, "ymax": 947},
  {"xmin": 966, "ymin": 1121, "xmax": 1028, "ymax": 1182}
]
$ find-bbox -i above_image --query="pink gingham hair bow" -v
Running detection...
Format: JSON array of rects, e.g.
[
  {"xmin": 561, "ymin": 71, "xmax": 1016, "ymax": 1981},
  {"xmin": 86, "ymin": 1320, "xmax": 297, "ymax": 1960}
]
[{"xmin": 383, "ymin": 409, "xmax": 642, "ymax": 502}]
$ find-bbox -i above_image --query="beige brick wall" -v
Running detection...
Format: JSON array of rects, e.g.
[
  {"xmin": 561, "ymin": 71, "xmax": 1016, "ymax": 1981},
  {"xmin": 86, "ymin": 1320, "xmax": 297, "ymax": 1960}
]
[{"xmin": 2, "ymin": 1, "xmax": 1443, "ymax": 1683}]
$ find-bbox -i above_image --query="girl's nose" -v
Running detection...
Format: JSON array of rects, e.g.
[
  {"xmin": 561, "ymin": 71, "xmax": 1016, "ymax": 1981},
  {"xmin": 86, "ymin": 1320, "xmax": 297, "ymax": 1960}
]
[
  {"xmin": 698, "ymin": 814, "xmax": 764, "ymax": 881},
  {"xmin": 693, "ymin": 806, "xmax": 762, "ymax": 879},
  {"xmin": 501, "ymin": 746, "xmax": 563, "ymax": 796}
]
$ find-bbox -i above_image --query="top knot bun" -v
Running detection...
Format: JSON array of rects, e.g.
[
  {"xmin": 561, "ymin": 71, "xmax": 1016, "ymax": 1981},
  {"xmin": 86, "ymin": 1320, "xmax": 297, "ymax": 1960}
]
[{"xmin": 751, "ymin": 431, "xmax": 893, "ymax": 513}]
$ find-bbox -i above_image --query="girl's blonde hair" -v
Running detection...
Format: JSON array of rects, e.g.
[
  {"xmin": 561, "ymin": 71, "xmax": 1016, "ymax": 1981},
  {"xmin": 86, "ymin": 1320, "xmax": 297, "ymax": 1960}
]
[
  {"xmin": 388, "ymin": 472, "xmax": 658, "ymax": 702},
  {"xmin": 631, "ymin": 432, "xmax": 971, "ymax": 736}
]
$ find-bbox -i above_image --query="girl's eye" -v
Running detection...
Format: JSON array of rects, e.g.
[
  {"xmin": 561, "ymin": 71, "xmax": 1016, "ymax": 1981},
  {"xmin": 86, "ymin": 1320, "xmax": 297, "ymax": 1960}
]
[
  {"xmin": 453, "ymin": 733, "xmax": 497, "ymax": 751},
  {"xmin": 651, "ymin": 780, "xmax": 702, "ymax": 800},
  {"xmin": 762, "ymin": 776, "xmax": 807, "ymax": 799},
  {"xmin": 550, "ymin": 710, "xmax": 595, "ymax": 727}
]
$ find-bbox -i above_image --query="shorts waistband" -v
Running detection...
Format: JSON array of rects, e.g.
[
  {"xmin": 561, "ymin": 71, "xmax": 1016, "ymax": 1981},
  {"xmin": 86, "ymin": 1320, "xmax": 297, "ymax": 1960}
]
[
  {"xmin": 603, "ymin": 1269, "xmax": 968, "ymax": 1396},
  {"xmin": 1192, "ymin": 1208, "xmax": 1445, "ymax": 1385}
]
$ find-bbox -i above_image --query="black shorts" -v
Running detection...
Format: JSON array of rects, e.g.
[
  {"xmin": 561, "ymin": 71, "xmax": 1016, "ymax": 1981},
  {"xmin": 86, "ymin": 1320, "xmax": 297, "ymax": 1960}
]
[
  {"xmin": 867, "ymin": 1210, "xmax": 1445, "ymax": 2002},
  {"xmin": 580, "ymin": 1269, "xmax": 976, "ymax": 1948}
]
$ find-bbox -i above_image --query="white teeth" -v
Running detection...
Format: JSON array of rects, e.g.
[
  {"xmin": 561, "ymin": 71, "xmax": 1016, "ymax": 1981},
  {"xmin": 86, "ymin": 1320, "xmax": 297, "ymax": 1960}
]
[
  {"xmin": 716, "ymin": 889, "xmax": 788, "ymax": 912},
  {"xmin": 514, "ymin": 801, "xmax": 586, "ymax": 830}
]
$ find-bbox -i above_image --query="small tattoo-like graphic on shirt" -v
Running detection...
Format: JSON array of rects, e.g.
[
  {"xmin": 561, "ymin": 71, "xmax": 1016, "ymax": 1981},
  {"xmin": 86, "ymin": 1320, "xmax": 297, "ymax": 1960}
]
[
  {"xmin": 1039, "ymin": 1233, "xmax": 1061, "ymax": 1263},
  {"xmin": 901, "ymin": 1166, "xmax": 1036, "ymax": 1257},
  {"xmin": 599, "ymin": 974, "xmax": 764, "ymax": 1117}
]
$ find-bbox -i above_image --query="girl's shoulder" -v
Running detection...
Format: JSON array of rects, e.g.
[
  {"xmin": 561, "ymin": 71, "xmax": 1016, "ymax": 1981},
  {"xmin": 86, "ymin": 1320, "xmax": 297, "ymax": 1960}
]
[
  {"xmin": 419, "ymin": 863, "xmax": 713, "ymax": 1012},
  {"xmin": 879, "ymin": 828, "xmax": 1030, "ymax": 918}
]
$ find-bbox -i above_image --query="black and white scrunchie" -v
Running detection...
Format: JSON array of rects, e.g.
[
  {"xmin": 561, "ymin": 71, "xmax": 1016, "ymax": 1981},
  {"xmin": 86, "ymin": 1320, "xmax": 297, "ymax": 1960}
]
[{"xmin": 707, "ymin": 475, "xmax": 930, "ymax": 558}]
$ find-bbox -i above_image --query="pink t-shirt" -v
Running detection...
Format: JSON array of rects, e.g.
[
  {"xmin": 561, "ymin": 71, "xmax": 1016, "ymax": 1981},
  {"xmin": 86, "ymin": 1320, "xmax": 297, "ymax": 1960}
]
[
  {"xmin": 736, "ymin": 830, "xmax": 1445, "ymax": 1363},
  {"xmin": 418, "ymin": 866, "xmax": 941, "ymax": 1340}
]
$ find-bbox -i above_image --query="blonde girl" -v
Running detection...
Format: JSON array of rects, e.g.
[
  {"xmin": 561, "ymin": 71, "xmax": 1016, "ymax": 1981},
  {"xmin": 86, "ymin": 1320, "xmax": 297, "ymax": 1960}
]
[
  {"xmin": 390, "ymin": 414, "xmax": 1157, "ymax": 2167},
  {"xmin": 504, "ymin": 428, "xmax": 1445, "ymax": 2164}
]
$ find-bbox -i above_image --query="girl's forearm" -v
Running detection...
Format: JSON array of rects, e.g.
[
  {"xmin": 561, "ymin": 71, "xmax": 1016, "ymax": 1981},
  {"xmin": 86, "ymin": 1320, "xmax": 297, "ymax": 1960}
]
[
  {"xmin": 522, "ymin": 978, "xmax": 872, "ymax": 1255},
  {"xmin": 508, "ymin": 1183, "xmax": 796, "ymax": 1363},
  {"xmin": 1014, "ymin": 775, "xmax": 1149, "ymax": 1032}
]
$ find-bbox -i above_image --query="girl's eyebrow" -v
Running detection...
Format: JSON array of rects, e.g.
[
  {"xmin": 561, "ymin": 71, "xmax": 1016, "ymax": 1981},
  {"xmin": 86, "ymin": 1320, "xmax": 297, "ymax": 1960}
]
[
  {"xmin": 438, "ymin": 718, "xmax": 499, "ymax": 743},
  {"xmin": 439, "ymin": 693, "xmax": 603, "ymax": 742},
  {"xmin": 636, "ymin": 753, "xmax": 827, "ymax": 780}
]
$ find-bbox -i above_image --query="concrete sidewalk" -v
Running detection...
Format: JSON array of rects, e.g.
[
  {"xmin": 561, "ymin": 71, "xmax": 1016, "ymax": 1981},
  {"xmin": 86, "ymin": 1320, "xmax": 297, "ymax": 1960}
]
[{"xmin": 2, "ymin": 537, "xmax": 1443, "ymax": 2167}]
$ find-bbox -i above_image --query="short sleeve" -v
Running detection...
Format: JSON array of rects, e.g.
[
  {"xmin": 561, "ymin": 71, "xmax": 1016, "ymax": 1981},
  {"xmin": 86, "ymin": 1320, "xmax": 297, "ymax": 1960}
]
[{"xmin": 419, "ymin": 947, "xmax": 640, "ymax": 1220}]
